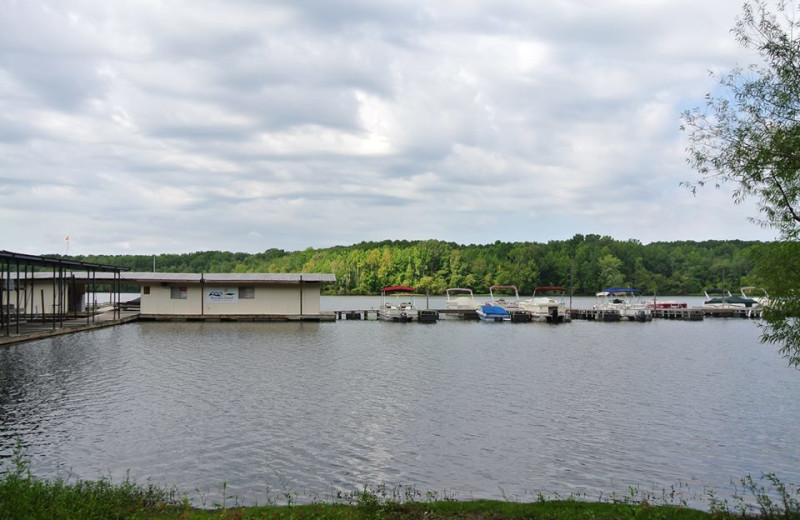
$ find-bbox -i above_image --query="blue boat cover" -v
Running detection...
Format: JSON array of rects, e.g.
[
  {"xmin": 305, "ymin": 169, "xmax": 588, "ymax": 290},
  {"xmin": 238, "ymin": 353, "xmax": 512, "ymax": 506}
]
[
  {"xmin": 601, "ymin": 288, "xmax": 640, "ymax": 294},
  {"xmin": 480, "ymin": 305, "xmax": 509, "ymax": 315}
]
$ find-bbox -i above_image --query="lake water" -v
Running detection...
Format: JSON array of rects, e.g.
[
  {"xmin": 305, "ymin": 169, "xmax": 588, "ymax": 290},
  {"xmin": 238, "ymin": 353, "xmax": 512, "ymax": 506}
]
[{"xmin": 1, "ymin": 295, "xmax": 798, "ymax": 508}]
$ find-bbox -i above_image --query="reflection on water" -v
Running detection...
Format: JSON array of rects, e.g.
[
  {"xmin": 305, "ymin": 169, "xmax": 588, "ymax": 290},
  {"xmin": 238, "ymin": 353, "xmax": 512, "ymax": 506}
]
[{"xmin": 1, "ymin": 312, "xmax": 798, "ymax": 508}]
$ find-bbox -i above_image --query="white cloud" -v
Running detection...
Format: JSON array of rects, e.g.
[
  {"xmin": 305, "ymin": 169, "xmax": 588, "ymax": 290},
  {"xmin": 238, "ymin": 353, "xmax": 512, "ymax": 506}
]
[{"xmin": 0, "ymin": 0, "xmax": 778, "ymax": 255}]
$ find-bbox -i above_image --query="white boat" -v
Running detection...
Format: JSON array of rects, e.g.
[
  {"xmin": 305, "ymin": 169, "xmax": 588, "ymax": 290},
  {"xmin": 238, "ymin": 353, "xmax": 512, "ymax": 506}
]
[
  {"xmin": 445, "ymin": 288, "xmax": 480, "ymax": 310},
  {"xmin": 702, "ymin": 288, "xmax": 758, "ymax": 309},
  {"xmin": 594, "ymin": 287, "xmax": 652, "ymax": 321},
  {"xmin": 476, "ymin": 304, "xmax": 511, "ymax": 321},
  {"xmin": 486, "ymin": 285, "xmax": 531, "ymax": 322},
  {"xmin": 740, "ymin": 286, "xmax": 769, "ymax": 308},
  {"xmin": 378, "ymin": 286, "xmax": 419, "ymax": 322},
  {"xmin": 488, "ymin": 285, "xmax": 524, "ymax": 311},
  {"xmin": 520, "ymin": 286, "xmax": 571, "ymax": 323}
]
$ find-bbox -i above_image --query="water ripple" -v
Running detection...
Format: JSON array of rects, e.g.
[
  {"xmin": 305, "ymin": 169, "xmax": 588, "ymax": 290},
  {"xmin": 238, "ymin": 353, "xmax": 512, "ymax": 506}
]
[{"xmin": 1, "ymin": 318, "xmax": 799, "ymax": 507}]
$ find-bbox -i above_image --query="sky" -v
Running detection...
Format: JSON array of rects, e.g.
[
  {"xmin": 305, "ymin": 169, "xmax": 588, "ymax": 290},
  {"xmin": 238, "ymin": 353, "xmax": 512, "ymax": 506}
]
[{"xmin": 0, "ymin": 0, "xmax": 782, "ymax": 256}]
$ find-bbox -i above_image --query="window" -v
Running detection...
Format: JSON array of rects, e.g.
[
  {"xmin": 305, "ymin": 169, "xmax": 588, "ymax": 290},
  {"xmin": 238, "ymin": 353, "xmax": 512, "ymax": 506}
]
[
  {"xmin": 143, "ymin": 286, "xmax": 150, "ymax": 295},
  {"xmin": 170, "ymin": 286, "xmax": 187, "ymax": 299},
  {"xmin": 239, "ymin": 286, "xmax": 255, "ymax": 299}
]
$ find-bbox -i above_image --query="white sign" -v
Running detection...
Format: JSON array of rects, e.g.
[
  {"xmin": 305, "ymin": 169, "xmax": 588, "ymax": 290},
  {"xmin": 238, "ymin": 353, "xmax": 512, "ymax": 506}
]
[{"xmin": 206, "ymin": 287, "xmax": 238, "ymax": 303}]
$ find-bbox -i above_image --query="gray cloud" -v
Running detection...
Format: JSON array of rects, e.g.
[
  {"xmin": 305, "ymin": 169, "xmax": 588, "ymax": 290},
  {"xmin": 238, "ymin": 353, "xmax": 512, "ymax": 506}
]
[{"xmin": 0, "ymin": 0, "xmax": 778, "ymax": 255}]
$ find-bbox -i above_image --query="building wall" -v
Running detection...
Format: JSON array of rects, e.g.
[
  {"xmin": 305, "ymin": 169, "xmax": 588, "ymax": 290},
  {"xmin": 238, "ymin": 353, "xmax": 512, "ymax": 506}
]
[
  {"xmin": 10, "ymin": 279, "xmax": 81, "ymax": 315},
  {"xmin": 302, "ymin": 283, "xmax": 321, "ymax": 314},
  {"xmin": 11, "ymin": 277, "xmax": 326, "ymax": 317},
  {"xmin": 140, "ymin": 282, "xmax": 322, "ymax": 315},
  {"xmin": 140, "ymin": 284, "xmax": 202, "ymax": 315}
]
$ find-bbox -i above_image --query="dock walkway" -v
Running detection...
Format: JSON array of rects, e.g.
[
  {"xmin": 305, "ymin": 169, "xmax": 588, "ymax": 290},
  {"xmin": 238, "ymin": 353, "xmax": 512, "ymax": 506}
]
[
  {"xmin": 654, "ymin": 308, "xmax": 705, "ymax": 320},
  {"xmin": 0, "ymin": 308, "xmax": 140, "ymax": 347}
]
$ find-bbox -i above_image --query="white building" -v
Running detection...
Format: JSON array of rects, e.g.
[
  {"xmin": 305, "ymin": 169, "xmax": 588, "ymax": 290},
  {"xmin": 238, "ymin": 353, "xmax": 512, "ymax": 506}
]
[
  {"xmin": 8, "ymin": 271, "xmax": 336, "ymax": 321},
  {"xmin": 132, "ymin": 272, "xmax": 335, "ymax": 320}
]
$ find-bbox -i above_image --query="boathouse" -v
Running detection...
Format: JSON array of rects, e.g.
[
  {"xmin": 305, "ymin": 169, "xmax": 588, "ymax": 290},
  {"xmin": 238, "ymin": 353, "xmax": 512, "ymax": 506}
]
[
  {"xmin": 131, "ymin": 272, "xmax": 335, "ymax": 320},
  {"xmin": 7, "ymin": 270, "xmax": 336, "ymax": 322}
]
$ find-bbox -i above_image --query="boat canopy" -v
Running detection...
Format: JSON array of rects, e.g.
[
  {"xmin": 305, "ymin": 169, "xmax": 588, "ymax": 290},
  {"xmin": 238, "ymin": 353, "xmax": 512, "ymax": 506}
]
[
  {"xmin": 601, "ymin": 288, "xmax": 640, "ymax": 295},
  {"xmin": 382, "ymin": 285, "xmax": 415, "ymax": 293}
]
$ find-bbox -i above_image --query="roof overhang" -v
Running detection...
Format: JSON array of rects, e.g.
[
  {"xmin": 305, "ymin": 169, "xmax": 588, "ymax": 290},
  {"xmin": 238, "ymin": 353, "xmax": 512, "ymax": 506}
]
[
  {"xmin": 6, "ymin": 271, "xmax": 336, "ymax": 284},
  {"xmin": 0, "ymin": 250, "xmax": 128, "ymax": 272}
]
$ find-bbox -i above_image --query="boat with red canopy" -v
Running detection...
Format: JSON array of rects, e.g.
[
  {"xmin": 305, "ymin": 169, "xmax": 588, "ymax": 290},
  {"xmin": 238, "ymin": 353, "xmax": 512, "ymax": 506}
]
[{"xmin": 378, "ymin": 286, "xmax": 419, "ymax": 322}]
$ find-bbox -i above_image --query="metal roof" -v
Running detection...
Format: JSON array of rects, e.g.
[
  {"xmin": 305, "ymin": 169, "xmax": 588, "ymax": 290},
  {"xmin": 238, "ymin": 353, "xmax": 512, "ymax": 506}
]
[
  {"xmin": 124, "ymin": 272, "xmax": 202, "ymax": 282},
  {"xmin": 202, "ymin": 273, "xmax": 336, "ymax": 283},
  {"xmin": 0, "ymin": 250, "xmax": 129, "ymax": 272},
  {"xmin": 7, "ymin": 271, "xmax": 336, "ymax": 283}
]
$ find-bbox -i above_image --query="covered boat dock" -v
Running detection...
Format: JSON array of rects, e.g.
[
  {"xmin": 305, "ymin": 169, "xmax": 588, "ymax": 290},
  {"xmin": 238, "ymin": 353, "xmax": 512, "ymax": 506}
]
[{"xmin": 0, "ymin": 250, "xmax": 130, "ymax": 342}]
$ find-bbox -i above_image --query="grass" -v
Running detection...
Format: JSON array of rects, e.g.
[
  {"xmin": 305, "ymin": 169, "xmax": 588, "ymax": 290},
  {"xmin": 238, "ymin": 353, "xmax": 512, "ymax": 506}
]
[
  {"xmin": 136, "ymin": 499, "xmax": 712, "ymax": 520},
  {"xmin": 2, "ymin": 442, "xmax": 799, "ymax": 520},
  {"xmin": 0, "ymin": 439, "xmax": 179, "ymax": 520}
]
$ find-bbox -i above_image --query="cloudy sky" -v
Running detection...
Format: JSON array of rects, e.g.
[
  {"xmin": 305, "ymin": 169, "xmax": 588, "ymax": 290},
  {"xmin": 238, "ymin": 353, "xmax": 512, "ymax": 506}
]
[{"xmin": 0, "ymin": 0, "xmax": 780, "ymax": 255}]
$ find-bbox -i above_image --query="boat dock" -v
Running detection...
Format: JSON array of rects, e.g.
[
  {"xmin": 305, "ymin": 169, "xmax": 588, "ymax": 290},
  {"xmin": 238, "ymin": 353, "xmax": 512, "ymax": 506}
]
[
  {"xmin": 335, "ymin": 309, "xmax": 441, "ymax": 321},
  {"xmin": 653, "ymin": 308, "xmax": 705, "ymax": 320},
  {"xmin": 337, "ymin": 307, "xmax": 712, "ymax": 321},
  {"xmin": 567, "ymin": 306, "xmax": 758, "ymax": 321},
  {"xmin": 0, "ymin": 303, "xmax": 767, "ymax": 347},
  {"xmin": 701, "ymin": 307, "xmax": 762, "ymax": 319},
  {"xmin": 334, "ymin": 305, "xmax": 759, "ymax": 322},
  {"xmin": 569, "ymin": 309, "xmax": 624, "ymax": 321},
  {"xmin": 567, "ymin": 308, "xmax": 705, "ymax": 321},
  {"xmin": 138, "ymin": 313, "xmax": 336, "ymax": 322},
  {"xmin": 0, "ymin": 306, "xmax": 140, "ymax": 347}
]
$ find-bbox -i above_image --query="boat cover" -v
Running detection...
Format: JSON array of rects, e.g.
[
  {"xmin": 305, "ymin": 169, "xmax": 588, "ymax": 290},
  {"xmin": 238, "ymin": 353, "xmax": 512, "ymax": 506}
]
[
  {"xmin": 480, "ymin": 305, "xmax": 509, "ymax": 316},
  {"xmin": 705, "ymin": 296, "xmax": 757, "ymax": 307},
  {"xmin": 601, "ymin": 288, "xmax": 640, "ymax": 294}
]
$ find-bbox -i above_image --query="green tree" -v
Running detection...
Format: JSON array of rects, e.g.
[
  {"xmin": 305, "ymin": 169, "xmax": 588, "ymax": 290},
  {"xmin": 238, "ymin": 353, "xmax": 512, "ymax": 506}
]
[
  {"xmin": 682, "ymin": 0, "xmax": 800, "ymax": 366},
  {"xmin": 597, "ymin": 253, "xmax": 624, "ymax": 289},
  {"xmin": 682, "ymin": 0, "xmax": 800, "ymax": 237},
  {"xmin": 753, "ymin": 241, "xmax": 800, "ymax": 366}
]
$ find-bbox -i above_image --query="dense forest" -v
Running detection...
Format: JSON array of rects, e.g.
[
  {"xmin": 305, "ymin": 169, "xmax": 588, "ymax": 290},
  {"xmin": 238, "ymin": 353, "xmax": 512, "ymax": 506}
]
[{"xmin": 58, "ymin": 234, "xmax": 767, "ymax": 297}]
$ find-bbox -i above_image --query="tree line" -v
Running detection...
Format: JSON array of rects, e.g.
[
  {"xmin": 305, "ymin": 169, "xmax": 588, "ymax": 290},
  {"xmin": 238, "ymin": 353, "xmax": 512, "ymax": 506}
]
[{"xmin": 62, "ymin": 234, "xmax": 767, "ymax": 296}]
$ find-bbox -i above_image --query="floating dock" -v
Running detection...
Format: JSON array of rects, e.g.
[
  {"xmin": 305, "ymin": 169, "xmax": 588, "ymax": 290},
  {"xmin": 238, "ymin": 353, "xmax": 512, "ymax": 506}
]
[
  {"xmin": 701, "ymin": 307, "xmax": 762, "ymax": 319},
  {"xmin": 437, "ymin": 309, "xmax": 479, "ymax": 320},
  {"xmin": 569, "ymin": 309, "xmax": 623, "ymax": 322},
  {"xmin": 137, "ymin": 313, "xmax": 336, "ymax": 322},
  {"xmin": 334, "ymin": 309, "xmax": 441, "ymax": 321},
  {"xmin": 0, "ymin": 307, "xmax": 139, "ymax": 347},
  {"xmin": 653, "ymin": 308, "xmax": 705, "ymax": 320},
  {"xmin": 0, "ymin": 305, "xmax": 765, "ymax": 348},
  {"xmin": 337, "ymin": 307, "xmax": 721, "ymax": 322},
  {"xmin": 567, "ymin": 306, "xmax": 760, "ymax": 322}
]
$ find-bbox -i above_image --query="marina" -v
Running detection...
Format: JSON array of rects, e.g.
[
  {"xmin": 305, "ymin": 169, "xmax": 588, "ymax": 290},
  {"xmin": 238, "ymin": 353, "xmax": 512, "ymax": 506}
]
[
  {"xmin": 1, "ymin": 293, "xmax": 766, "ymax": 346},
  {"xmin": 0, "ymin": 250, "xmax": 768, "ymax": 347}
]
